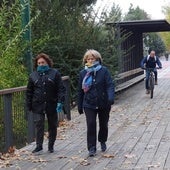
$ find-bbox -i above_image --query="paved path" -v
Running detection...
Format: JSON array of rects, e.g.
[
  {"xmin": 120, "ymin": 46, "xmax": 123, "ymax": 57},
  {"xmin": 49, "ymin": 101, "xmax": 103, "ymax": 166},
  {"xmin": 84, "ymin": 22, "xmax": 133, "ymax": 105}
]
[{"xmin": 1, "ymin": 59, "xmax": 170, "ymax": 170}]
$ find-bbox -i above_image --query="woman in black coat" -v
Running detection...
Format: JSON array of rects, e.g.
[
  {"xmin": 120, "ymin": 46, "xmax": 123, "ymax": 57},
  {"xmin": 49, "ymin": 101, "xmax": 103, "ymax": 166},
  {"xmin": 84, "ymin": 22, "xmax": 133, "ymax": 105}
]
[
  {"xmin": 78, "ymin": 49, "xmax": 114, "ymax": 157},
  {"xmin": 26, "ymin": 53, "xmax": 65, "ymax": 153}
]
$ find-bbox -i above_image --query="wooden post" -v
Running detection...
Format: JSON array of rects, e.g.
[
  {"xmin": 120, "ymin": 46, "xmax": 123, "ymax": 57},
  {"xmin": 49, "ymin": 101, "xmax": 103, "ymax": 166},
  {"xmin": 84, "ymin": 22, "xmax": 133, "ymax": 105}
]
[{"xmin": 4, "ymin": 94, "xmax": 13, "ymax": 152}]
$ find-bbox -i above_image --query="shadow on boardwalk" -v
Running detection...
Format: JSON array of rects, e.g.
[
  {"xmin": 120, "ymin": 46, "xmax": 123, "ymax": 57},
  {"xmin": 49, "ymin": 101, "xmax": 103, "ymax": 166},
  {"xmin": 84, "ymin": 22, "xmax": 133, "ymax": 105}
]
[{"xmin": 1, "ymin": 59, "xmax": 170, "ymax": 170}]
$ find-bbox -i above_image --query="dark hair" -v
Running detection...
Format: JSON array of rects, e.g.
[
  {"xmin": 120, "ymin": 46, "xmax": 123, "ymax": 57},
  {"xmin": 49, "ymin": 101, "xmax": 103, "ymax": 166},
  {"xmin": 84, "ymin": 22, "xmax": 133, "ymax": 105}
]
[
  {"xmin": 148, "ymin": 48, "xmax": 155, "ymax": 54},
  {"xmin": 34, "ymin": 53, "xmax": 53, "ymax": 68}
]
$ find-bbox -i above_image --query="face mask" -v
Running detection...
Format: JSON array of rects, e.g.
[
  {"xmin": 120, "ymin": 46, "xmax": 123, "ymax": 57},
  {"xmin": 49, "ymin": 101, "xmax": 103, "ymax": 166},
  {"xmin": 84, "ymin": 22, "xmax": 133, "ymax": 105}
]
[{"xmin": 37, "ymin": 65, "xmax": 50, "ymax": 73}]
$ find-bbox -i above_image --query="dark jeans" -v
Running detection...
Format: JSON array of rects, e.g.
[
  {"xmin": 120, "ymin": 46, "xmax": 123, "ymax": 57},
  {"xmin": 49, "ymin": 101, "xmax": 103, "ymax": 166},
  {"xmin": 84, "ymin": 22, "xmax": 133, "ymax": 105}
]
[
  {"xmin": 145, "ymin": 69, "xmax": 157, "ymax": 89},
  {"xmin": 84, "ymin": 107, "xmax": 110, "ymax": 151},
  {"xmin": 33, "ymin": 112, "xmax": 58, "ymax": 148}
]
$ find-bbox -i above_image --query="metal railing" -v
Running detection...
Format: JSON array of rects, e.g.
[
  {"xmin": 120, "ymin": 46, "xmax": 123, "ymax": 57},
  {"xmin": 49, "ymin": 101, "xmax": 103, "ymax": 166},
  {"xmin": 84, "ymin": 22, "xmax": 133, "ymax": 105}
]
[{"xmin": 0, "ymin": 76, "xmax": 70, "ymax": 153}]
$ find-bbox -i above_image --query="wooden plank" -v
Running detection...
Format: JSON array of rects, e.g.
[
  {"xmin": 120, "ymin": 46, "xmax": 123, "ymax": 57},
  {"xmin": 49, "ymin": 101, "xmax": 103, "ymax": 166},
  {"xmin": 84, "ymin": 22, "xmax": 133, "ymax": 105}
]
[
  {"xmin": 164, "ymin": 150, "xmax": 170, "ymax": 169},
  {"xmin": 115, "ymin": 74, "xmax": 145, "ymax": 93},
  {"xmin": 116, "ymin": 68, "xmax": 143, "ymax": 80}
]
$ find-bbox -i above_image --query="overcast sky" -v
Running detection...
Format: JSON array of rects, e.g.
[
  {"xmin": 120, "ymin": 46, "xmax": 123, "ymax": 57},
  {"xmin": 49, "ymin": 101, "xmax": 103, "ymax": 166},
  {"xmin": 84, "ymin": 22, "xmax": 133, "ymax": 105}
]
[{"xmin": 94, "ymin": 0, "xmax": 170, "ymax": 19}]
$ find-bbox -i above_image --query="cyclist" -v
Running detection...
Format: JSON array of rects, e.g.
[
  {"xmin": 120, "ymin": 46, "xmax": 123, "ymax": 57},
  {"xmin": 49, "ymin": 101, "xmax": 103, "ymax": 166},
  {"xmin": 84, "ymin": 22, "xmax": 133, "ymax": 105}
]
[{"xmin": 141, "ymin": 50, "xmax": 162, "ymax": 94}]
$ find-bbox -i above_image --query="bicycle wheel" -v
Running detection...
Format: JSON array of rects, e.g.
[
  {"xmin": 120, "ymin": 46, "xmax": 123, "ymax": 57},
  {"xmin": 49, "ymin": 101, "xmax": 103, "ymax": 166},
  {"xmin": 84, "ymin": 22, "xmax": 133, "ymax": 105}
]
[{"xmin": 150, "ymin": 76, "xmax": 154, "ymax": 99}]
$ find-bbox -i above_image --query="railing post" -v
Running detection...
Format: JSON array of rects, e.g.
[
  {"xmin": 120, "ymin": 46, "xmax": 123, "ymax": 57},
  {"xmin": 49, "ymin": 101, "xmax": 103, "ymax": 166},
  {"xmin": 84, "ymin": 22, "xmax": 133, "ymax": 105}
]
[
  {"xmin": 4, "ymin": 94, "xmax": 13, "ymax": 152},
  {"xmin": 20, "ymin": 0, "xmax": 33, "ymax": 74},
  {"xmin": 62, "ymin": 76, "xmax": 71, "ymax": 120}
]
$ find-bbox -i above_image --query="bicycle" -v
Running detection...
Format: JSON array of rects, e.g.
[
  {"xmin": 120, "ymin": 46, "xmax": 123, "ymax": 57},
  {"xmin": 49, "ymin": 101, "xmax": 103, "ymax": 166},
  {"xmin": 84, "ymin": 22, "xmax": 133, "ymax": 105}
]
[{"xmin": 144, "ymin": 67, "xmax": 160, "ymax": 99}]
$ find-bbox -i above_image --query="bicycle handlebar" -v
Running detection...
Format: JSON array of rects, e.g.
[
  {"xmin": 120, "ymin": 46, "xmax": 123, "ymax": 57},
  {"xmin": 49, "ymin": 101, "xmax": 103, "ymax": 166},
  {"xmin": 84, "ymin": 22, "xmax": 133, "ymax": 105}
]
[{"xmin": 142, "ymin": 67, "xmax": 161, "ymax": 71}]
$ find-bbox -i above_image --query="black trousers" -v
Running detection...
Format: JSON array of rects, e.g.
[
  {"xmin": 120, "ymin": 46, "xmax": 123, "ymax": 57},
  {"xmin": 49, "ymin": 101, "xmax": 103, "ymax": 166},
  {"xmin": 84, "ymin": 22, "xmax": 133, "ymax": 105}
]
[
  {"xmin": 33, "ymin": 113, "xmax": 58, "ymax": 148},
  {"xmin": 84, "ymin": 107, "xmax": 110, "ymax": 151}
]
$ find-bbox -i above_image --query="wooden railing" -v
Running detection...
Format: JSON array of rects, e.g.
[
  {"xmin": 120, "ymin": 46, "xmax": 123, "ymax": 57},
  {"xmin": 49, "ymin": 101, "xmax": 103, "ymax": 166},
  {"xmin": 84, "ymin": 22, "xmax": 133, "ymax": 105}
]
[{"xmin": 115, "ymin": 68, "xmax": 144, "ymax": 92}]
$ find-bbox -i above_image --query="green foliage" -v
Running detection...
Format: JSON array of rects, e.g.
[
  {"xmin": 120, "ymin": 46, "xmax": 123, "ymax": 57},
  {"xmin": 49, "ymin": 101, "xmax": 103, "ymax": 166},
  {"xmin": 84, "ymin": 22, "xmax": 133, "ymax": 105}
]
[
  {"xmin": 144, "ymin": 33, "xmax": 166, "ymax": 56},
  {"xmin": 123, "ymin": 3, "xmax": 150, "ymax": 21},
  {"xmin": 101, "ymin": 2, "xmax": 122, "ymax": 23},
  {"xmin": 0, "ymin": 0, "xmax": 28, "ymax": 89},
  {"xmin": 160, "ymin": 6, "xmax": 170, "ymax": 51},
  {"xmin": 58, "ymin": 0, "xmax": 97, "ymax": 9}
]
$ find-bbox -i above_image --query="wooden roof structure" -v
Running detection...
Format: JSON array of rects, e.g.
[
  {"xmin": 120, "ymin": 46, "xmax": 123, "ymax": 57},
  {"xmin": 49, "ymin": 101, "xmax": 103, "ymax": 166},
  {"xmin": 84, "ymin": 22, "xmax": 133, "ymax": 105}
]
[
  {"xmin": 106, "ymin": 20, "xmax": 170, "ymax": 75},
  {"xmin": 107, "ymin": 20, "xmax": 170, "ymax": 33}
]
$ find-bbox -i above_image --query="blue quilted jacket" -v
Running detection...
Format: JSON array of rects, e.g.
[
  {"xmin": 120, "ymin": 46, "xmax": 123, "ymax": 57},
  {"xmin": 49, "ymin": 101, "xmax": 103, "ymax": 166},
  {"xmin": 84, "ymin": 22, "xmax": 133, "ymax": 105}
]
[{"xmin": 78, "ymin": 66, "xmax": 114, "ymax": 110}]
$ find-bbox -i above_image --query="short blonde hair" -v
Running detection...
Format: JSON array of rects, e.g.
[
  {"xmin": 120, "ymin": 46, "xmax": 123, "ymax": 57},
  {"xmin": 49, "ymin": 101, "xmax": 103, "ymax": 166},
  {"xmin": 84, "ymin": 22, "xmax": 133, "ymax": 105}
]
[{"xmin": 83, "ymin": 49, "xmax": 103, "ymax": 64}]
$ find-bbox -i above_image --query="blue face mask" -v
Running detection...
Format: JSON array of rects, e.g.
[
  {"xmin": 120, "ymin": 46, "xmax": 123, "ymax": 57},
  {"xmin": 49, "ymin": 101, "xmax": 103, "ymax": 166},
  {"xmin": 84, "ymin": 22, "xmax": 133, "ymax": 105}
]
[{"xmin": 37, "ymin": 65, "xmax": 50, "ymax": 73}]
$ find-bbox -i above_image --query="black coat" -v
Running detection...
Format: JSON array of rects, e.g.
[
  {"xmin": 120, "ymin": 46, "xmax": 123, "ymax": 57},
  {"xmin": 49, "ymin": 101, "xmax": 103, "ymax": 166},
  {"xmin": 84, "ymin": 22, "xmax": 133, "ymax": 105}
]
[
  {"xmin": 26, "ymin": 68, "xmax": 66, "ymax": 114},
  {"xmin": 78, "ymin": 66, "xmax": 114, "ymax": 111}
]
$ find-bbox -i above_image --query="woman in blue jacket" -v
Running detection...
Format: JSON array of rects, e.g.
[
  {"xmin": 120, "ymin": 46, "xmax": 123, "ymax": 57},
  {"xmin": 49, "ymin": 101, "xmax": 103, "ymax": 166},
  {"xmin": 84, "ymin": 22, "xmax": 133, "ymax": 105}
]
[{"xmin": 78, "ymin": 49, "xmax": 114, "ymax": 157}]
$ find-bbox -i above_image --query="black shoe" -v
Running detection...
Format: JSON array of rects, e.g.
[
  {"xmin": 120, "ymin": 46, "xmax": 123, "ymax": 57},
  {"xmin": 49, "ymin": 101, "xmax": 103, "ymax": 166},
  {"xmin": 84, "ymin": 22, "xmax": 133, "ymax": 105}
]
[
  {"xmin": 101, "ymin": 142, "xmax": 107, "ymax": 152},
  {"xmin": 32, "ymin": 146, "xmax": 43, "ymax": 153},
  {"xmin": 48, "ymin": 148, "xmax": 54, "ymax": 153},
  {"xmin": 88, "ymin": 147, "xmax": 96, "ymax": 157},
  {"xmin": 48, "ymin": 143, "xmax": 54, "ymax": 153}
]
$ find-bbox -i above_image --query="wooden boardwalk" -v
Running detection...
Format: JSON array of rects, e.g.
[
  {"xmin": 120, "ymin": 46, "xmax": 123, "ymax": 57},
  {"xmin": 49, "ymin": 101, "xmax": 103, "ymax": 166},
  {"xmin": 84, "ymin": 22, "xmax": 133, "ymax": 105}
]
[{"xmin": 1, "ymin": 58, "xmax": 170, "ymax": 170}]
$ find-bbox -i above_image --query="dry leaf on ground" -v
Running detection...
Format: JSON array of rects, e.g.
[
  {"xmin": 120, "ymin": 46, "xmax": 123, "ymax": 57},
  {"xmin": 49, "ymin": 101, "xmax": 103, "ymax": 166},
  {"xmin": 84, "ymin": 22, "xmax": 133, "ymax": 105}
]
[
  {"xmin": 102, "ymin": 154, "xmax": 115, "ymax": 158},
  {"xmin": 124, "ymin": 154, "xmax": 136, "ymax": 159},
  {"xmin": 32, "ymin": 158, "xmax": 48, "ymax": 163},
  {"xmin": 80, "ymin": 159, "xmax": 90, "ymax": 166},
  {"xmin": 57, "ymin": 155, "xmax": 67, "ymax": 159},
  {"xmin": 148, "ymin": 163, "xmax": 160, "ymax": 168}
]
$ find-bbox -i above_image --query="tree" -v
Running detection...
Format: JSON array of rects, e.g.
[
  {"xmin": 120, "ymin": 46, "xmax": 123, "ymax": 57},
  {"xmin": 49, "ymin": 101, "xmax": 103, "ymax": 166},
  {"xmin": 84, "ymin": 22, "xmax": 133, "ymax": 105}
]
[
  {"xmin": 0, "ymin": 0, "xmax": 29, "ymax": 89},
  {"xmin": 160, "ymin": 6, "xmax": 170, "ymax": 51},
  {"xmin": 99, "ymin": 2, "xmax": 122, "ymax": 23},
  {"xmin": 58, "ymin": 0, "xmax": 97, "ymax": 8},
  {"xmin": 123, "ymin": 3, "xmax": 150, "ymax": 21},
  {"xmin": 32, "ymin": 0, "xmax": 97, "ymax": 12},
  {"xmin": 144, "ymin": 33, "xmax": 166, "ymax": 56},
  {"xmin": 95, "ymin": 2, "xmax": 123, "ymax": 75}
]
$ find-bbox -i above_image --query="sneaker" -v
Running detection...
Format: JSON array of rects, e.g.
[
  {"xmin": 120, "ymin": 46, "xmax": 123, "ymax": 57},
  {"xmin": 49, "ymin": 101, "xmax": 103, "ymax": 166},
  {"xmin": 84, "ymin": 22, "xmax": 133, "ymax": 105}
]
[
  {"xmin": 101, "ymin": 142, "xmax": 107, "ymax": 152},
  {"xmin": 146, "ymin": 89, "xmax": 150, "ymax": 94},
  {"xmin": 88, "ymin": 147, "xmax": 96, "ymax": 157},
  {"xmin": 32, "ymin": 146, "xmax": 43, "ymax": 153}
]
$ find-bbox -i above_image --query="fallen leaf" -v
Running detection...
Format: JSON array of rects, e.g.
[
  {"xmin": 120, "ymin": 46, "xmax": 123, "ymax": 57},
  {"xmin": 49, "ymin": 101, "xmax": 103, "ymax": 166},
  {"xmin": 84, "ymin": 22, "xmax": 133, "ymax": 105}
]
[
  {"xmin": 57, "ymin": 155, "xmax": 67, "ymax": 159},
  {"xmin": 102, "ymin": 154, "xmax": 115, "ymax": 158},
  {"xmin": 80, "ymin": 159, "xmax": 90, "ymax": 166},
  {"xmin": 148, "ymin": 163, "xmax": 160, "ymax": 168},
  {"xmin": 8, "ymin": 146, "xmax": 16, "ymax": 154},
  {"xmin": 145, "ymin": 145, "xmax": 155, "ymax": 150},
  {"xmin": 71, "ymin": 156, "xmax": 78, "ymax": 160},
  {"xmin": 32, "ymin": 158, "xmax": 48, "ymax": 163},
  {"xmin": 124, "ymin": 154, "xmax": 136, "ymax": 159},
  {"xmin": 57, "ymin": 137, "xmax": 66, "ymax": 140}
]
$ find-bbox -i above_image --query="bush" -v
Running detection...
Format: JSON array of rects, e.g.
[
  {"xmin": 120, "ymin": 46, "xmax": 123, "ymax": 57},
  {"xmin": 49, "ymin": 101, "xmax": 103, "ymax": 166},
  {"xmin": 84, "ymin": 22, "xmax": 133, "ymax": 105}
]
[{"xmin": 0, "ymin": 0, "xmax": 31, "ymax": 89}]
